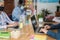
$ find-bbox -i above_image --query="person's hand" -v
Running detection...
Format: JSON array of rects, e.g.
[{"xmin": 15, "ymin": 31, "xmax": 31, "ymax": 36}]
[
  {"xmin": 44, "ymin": 25, "xmax": 51, "ymax": 30},
  {"xmin": 7, "ymin": 22, "xmax": 19, "ymax": 28},
  {"xmin": 12, "ymin": 22, "xmax": 19, "ymax": 26},
  {"xmin": 40, "ymin": 28, "xmax": 48, "ymax": 34}
]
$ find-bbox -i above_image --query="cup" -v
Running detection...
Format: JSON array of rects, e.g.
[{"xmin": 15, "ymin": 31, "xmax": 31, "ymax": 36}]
[{"xmin": 11, "ymin": 30, "xmax": 20, "ymax": 39}]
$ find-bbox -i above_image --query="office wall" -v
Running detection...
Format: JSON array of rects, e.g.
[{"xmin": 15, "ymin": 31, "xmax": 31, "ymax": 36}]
[
  {"xmin": 37, "ymin": 0, "xmax": 59, "ymax": 16},
  {"xmin": 14, "ymin": 0, "xmax": 19, "ymax": 7},
  {"xmin": 0, "ymin": 2, "xmax": 4, "ymax": 6},
  {"xmin": 0, "ymin": 0, "xmax": 4, "ymax": 6}
]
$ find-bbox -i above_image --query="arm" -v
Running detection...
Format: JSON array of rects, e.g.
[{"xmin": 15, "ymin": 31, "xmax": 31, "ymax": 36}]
[
  {"xmin": 40, "ymin": 28, "xmax": 57, "ymax": 39},
  {"xmin": 3, "ymin": 12, "xmax": 18, "ymax": 28},
  {"xmin": 12, "ymin": 7, "xmax": 21, "ymax": 22},
  {"xmin": 47, "ymin": 30, "xmax": 57, "ymax": 39},
  {"xmin": 44, "ymin": 23, "xmax": 60, "ymax": 29},
  {"xmin": 7, "ymin": 22, "xmax": 18, "ymax": 28},
  {"xmin": 50, "ymin": 23, "xmax": 60, "ymax": 29},
  {"xmin": 0, "ymin": 25, "xmax": 7, "ymax": 29}
]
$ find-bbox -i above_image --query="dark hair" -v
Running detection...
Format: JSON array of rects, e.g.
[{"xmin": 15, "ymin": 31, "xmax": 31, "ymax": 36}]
[
  {"xmin": 0, "ymin": 6, "xmax": 4, "ymax": 11},
  {"xmin": 19, "ymin": 0, "xmax": 24, "ymax": 5},
  {"xmin": 59, "ymin": 0, "xmax": 60, "ymax": 4}
]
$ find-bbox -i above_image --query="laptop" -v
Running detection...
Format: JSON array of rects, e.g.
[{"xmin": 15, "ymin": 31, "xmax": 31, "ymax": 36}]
[{"xmin": 31, "ymin": 15, "xmax": 44, "ymax": 34}]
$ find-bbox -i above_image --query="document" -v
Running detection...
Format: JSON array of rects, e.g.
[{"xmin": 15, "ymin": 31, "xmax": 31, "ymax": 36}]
[{"xmin": 53, "ymin": 17, "xmax": 60, "ymax": 23}]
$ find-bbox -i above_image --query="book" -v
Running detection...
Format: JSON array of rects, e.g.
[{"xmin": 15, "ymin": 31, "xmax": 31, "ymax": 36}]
[{"xmin": 0, "ymin": 31, "xmax": 10, "ymax": 38}]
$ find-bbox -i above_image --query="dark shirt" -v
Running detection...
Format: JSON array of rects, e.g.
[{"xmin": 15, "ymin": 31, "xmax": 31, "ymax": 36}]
[{"xmin": 47, "ymin": 23, "xmax": 60, "ymax": 40}]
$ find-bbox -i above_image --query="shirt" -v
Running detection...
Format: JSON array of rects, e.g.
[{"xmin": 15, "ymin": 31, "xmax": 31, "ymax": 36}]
[
  {"xmin": 47, "ymin": 24, "xmax": 60, "ymax": 40},
  {"xmin": 0, "ymin": 11, "xmax": 14, "ymax": 28},
  {"xmin": 12, "ymin": 6, "xmax": 25, "ymax": 22}
]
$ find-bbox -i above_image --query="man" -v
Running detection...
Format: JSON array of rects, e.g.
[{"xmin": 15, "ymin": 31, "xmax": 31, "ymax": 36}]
[
  {"xmin": 12, "ymin": 0, "xmax": 25, "ymax": 22},
  {"xmin": 40, "ymin": 23, "xmax": 60, "ymax": 40}
]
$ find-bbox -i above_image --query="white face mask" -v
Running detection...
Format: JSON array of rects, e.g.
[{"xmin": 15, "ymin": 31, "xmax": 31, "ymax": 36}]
[{"xmin": 20, "ymin": 6, "xmax": 24, "ymax": 10}]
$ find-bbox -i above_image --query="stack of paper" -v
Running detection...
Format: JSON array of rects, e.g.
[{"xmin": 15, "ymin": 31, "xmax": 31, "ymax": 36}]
[{"xmin": 53, "ymin": 17, "xmax": 60, "ymax": 23}]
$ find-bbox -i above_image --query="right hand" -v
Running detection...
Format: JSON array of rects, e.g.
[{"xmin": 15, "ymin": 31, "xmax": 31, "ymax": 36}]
[
  {"xmin": 44, "ymin": 25, "xmax": 51, "ymax": 30},
  {"xmin": 40, "ymin": 28, "xmax": 48, "ymax": 34}
]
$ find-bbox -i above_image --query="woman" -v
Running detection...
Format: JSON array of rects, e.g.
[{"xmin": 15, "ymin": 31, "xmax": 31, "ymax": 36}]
[{"xmin": 0, "ymin": 6, "xmax": 18, "ymax": 29}]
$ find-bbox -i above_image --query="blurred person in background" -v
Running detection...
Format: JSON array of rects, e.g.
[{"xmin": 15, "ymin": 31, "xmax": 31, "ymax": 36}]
[
  {"xmin": 12, "ymin": 0, "xmax": 25, "ymax": 22},
  {"xmin": 0, "ymin": 6, "xmax": 18, "ymax": 29}
]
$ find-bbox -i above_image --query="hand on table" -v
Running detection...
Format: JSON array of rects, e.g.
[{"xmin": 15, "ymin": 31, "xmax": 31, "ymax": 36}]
[
  {"xmin": 40, "ymin": 28, "xmax": 48, "ymax": 34},
  {"xmin": 40, "ymin": 25, "xmax": 51, "ymax": 34},
  {"xmin": 7, "ymin": 22, "xmax": 19, "ymax": 28},
  {"xmin": 44, "ymin": 25, "xmax": 51, "ymax": 30}
]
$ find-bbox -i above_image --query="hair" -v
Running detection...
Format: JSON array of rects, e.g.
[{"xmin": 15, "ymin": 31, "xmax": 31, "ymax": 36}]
[
  {"xmin": 0, "ymin": 6, "xmax": 4, "ymax": 11},
  {"xmin": 59, "ymin": 0, "xmax": 60, "ymax": 4},
  {"xmin": 19, "ymin": 0, "xmax": 24, "ymax": 5}
]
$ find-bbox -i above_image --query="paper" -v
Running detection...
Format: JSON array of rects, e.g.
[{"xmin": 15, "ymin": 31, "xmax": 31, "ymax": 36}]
[
  {"xmin": 11, "ymin": 30, "xmax": 20, "ymax": 39},
  {"xmin": 0, "ymin": 25, "xmax": 7, "ymax": 29},
  {"xmin": 34, "ymin": 34, "xmax": 47, "ymax": 40},
  {"xmin": 53, "ymin": 17, "xmax": 60, "ymax": 23},
  {"xmin": 19, "ymin": 22, "xmax": 23, "ymax": 29},
  {"xmin": 30, "ymin": 35, "xmax": 34, "ymax": 40}
]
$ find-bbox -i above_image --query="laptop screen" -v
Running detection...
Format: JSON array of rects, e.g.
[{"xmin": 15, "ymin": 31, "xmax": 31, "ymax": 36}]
[
  {"xmin": 31, "ymin": 15, "xmax": 38, "ymax": 32},
  {"xmin": 31, "ymin": 15, "xmax": 44, "ymax": 33}
]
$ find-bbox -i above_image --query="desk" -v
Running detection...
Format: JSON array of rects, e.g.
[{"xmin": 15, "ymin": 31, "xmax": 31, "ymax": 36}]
[
  {"xmin": 0, "ymin": 24, "xmax": 56, "ymax": 40},
  {"xmin": 9, "ymin": 24, "xmax": 33, "ymax": 40},
  {"xmin": 10, "ymin": 24, "xmax": 56, "ymax": 40},
  {"xmin": 0, "ymin": 21, "xmax": 56, "ymax": 40}
]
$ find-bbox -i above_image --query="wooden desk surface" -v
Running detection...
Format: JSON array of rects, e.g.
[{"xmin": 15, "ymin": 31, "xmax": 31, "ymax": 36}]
[
  {"xmin": 10, "ymin": 24, "xmax": 55, "ymax": 40},
  {"xmin": 10, "ymin": 24, "xmax": 34, "ymax": 40},
  {"xmin": 0, "ymin": 24, "xmax": 56, "ymax": 40},
  {"xmin": 0, "ymin": 19, "xmax": 56, "ymax": 40}
]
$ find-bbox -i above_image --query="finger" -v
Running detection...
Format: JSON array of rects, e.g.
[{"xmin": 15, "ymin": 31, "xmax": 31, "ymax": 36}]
[
  {"xmin": 44, "ymin": 26, "xmax": 47, "ymax": 29},
  {"xmin": 40, "ymin": 28, "xmax": 43, "ymax": 32},
  {"xmin": 44, "ymin": 25, "xmax": 49, "ymax": 28},
  {"xmin": 40, "ymin": 28, "xmax": 44, "ymax": 32}
]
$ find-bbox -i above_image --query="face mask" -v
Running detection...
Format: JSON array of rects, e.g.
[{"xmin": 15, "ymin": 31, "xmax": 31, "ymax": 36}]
[
  {"xmin": 20, "ymin": 6, "xmax": 24, "ymax": 10},
  {"xmin": 0, "ymin": 6, "xmax": 4, "ymax": 11}
]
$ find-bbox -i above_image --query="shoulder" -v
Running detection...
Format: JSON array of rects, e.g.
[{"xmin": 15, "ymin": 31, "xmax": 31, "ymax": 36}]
[
  {"xmin": 13, "ymin": 6, "xmax": 20, "ymax": 10},
  {"xmin": 1, "ymin": 11, "xmax": 8, "ymax": 18},
  {"xmin": 1, "ymin": 11, "xmax": 7, "ymax": 15},
  {"xmin": 12, "ymin": 6, "xmax": 20, "ymax": 14}
]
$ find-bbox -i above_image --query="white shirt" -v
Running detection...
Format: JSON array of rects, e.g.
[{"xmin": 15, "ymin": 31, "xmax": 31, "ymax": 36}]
[
  {"xmin": 0, "ymin": 11, "xmax": 14, "ymax": 28},
  {"xmin": 12, "ymin": 6, "xmax": 25, "ymax": 21},
  {"xmin": 53, "ymin": 17, "xmax": 60, "ymax": 23}
]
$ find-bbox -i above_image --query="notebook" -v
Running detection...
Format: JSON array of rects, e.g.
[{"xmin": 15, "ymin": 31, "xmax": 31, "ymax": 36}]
[{"xmin": 0, "ymin": 31, "xmax": 10, "ymax": 38}]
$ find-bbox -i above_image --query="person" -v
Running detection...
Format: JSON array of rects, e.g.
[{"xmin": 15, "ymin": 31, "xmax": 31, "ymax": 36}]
[
  {"xmin": 40, "ymin": 23, "xmax": 60, "ymax": 40},
  {"xmin": 0, "ymin": 6, "xmax": 18, "ymax": 29},
  {"xmin": 12, "ymin": 0, "xmax": 25, "ymax": 22}
]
